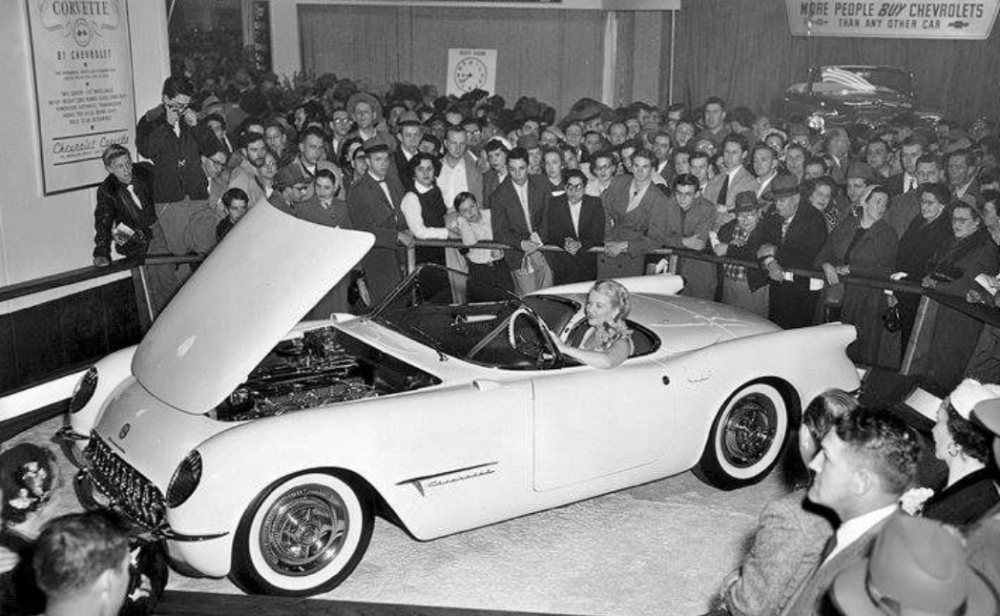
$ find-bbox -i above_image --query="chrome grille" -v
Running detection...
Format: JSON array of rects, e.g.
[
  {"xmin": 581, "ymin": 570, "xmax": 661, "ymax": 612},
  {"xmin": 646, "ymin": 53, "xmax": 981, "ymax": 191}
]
[{"xmin": 84, "ymin": 434, "xmax": 166, "ymax": 529}]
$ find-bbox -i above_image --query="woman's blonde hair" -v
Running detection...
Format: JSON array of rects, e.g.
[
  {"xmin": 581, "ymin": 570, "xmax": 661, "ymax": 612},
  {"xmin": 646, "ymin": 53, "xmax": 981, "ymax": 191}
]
[{"xmin": 590, "ymin": 279, "xmax": 631, "ymax": 333}]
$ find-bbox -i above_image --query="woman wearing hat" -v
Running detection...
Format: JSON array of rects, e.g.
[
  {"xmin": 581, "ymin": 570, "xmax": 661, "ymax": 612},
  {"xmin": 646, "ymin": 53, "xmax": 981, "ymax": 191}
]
[
  {"xmin": 921, "ymin": 379, "xmax": 1000, "ymax": 526},
  {"xmin": 815, "ymin": 186, "xmax": 897, "ymax": 366}
]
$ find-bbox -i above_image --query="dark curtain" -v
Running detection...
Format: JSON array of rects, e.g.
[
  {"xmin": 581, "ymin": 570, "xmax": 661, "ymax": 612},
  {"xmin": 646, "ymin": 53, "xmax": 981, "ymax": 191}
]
[
  {"xmin": 672, "ymin": 0, "xmax": 1000, "ymax": 123},
  {"xmin": 298, "ymin": 5, "xmax": 604, "ymax": 118}
]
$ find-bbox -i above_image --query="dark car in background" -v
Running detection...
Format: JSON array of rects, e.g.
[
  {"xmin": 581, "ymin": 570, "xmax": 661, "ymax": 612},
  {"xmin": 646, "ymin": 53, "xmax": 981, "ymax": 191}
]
[{"xmin": 776, "ymin": 65, "xmax": 940, "ymax": 130}]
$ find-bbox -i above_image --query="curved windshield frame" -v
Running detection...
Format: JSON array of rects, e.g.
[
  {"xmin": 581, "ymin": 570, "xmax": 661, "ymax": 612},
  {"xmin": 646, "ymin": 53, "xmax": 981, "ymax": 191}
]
[{"xmin": 370, "ymin": 264, "xmax": 565, "ymax": 370}]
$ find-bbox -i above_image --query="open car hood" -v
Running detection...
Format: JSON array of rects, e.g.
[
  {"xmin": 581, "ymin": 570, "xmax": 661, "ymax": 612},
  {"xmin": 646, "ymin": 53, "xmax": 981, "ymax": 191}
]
[{"xmin": 132, "ymin": 202, "xmax": 374, "ymax": 414}]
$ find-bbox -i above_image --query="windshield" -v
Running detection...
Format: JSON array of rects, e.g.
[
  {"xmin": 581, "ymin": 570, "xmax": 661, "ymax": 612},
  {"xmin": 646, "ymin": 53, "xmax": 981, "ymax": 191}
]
[
  {"xmin": 813, "ymin": 66, "xmax": 912, "ymax": 95},
  {"xmin": 371, "ymin": 265, "xmax": 570, "ymax": 370}
]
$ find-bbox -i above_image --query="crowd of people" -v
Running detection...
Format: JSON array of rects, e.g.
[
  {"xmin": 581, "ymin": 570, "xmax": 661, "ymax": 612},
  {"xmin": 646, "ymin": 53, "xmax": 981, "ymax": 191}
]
[
  {"xmin": 75, "ymin": 68, "xmax": 1000, "ymax": 614},
  {"xmin": 93, "ymin": 69, "xmax": 1000, "ymax": 387}
]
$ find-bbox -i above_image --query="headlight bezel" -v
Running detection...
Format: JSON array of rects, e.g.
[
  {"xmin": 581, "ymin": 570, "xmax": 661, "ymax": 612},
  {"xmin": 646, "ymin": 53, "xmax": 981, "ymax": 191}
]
[
  {"xmin": 69, "ymin": 367, "xmax": 98, "ymax": 414},
  {"xmin": 166, "ymin": 450, "xmax": 202, "ymax": 509}
]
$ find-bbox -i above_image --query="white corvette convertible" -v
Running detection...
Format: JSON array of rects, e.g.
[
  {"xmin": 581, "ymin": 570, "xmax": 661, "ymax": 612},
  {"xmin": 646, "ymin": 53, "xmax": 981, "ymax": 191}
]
[{"xmin": 61, "ymin": 202, "xmax": 859, "ymax": 596}]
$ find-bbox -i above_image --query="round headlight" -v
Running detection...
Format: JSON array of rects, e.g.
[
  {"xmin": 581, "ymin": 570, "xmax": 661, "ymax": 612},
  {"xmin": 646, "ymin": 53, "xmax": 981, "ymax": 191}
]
[
  {"xmin": 166, "ymin": 451, "xmax": 202, "ymax": 509},
  {"xmin": 69, "ymin": 367, "xmax": 98, "ymax": 414}
]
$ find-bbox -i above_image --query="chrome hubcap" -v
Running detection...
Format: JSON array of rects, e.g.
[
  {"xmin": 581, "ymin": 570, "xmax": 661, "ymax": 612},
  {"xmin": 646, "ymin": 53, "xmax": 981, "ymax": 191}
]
[
  {"xmin": 259, "ymin": 484, "xmax": 349, "ymax": 576},
  {"xmin": 722, "ymin": 393, "xmax": 777, "ymax": 468}
]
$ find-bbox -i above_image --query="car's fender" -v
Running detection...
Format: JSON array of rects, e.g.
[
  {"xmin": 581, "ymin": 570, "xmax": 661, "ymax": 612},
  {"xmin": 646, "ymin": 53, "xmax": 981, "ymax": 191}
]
[{"xmin": 68, "ymin": 345, "xmax": 137, "ymax": 443}]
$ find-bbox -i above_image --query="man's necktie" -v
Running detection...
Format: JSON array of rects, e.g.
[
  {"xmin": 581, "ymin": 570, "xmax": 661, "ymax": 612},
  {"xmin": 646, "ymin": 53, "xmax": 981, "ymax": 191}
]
[{"xmin": 717, "ymin": 174, "xmax": 730, "ymax": 206}]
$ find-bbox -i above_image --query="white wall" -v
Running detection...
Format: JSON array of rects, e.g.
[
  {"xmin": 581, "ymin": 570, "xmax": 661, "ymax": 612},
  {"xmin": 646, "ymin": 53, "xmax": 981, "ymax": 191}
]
[{"xmin": 0, "ymin": 1, "xmax": 171, "ymax": 314}]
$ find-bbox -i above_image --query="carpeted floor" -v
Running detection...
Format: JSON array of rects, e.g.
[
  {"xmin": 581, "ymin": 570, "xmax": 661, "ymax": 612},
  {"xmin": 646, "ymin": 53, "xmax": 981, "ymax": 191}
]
[{"xmin": 13, "ymin": 417, "xmax": 797, "ymax": 616}]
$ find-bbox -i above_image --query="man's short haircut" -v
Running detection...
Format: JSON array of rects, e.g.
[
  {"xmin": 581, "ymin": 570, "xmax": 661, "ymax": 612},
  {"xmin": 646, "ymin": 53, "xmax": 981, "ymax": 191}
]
[
  {"xmin": 834, "ymin": 407, "xmax": 920, "ymax": 495},
  {"xmin": 240, "ymin": 130, "xmax": 266, "ymax": 150},
  {"xmin": 786, "ymin": 142, "xmax": 808, "ymax": 157},
  {"xmin": 918, "ymin": 182, "xmax": 951, "ymax": 206},
  {"xmin": 673, "ymin": 146, "xmax": 693, "ymax": 160},
  {"xmin": 33, "ymin": 511, "xmax": 129, "ymax": 601},
  {"xmin": 688, "ymin": 148, "xmax": 711, "ymax": 164},
  {"xmin": 900, "ymin": 133, "xmax": 928, "ymax": 150},
  {"xmin": 948, "ymin": 148, "xmax": 978, "ymax": 167},
  {"xmin": 653, "ymin": 131, "xmax": 673, "ymax": 145},
  {"xmin": 101, "ymin": 144, "xmax": 130, "ymax": 167},
  {"xmin": 751, "ymin": 143, "xmax": 777, "ymax": 160},
  {"xmin": 582, "ymin": 130, "xmax": 603, "ymax": 140},
  {"xmin": 264, "ymin": 118, "xmax": 286, "ymax": 134},
  {"xmin": 298, "ymin": 125, "xmax": 327, "ymax": 144},
  {"xmin": 507, "ymin": 146, "xmax": 529, "ymax": 165},
  {"xmin": 953, "ymin": 200, "xmax": 983, "ymax": 225},
  {"xmin": 804, "ymin": 156, "xmax": 829, "ymax": 173},
  {"xmin": 704, "ymin": 96, "xmax": 727, "ymax": 111},
  {"xmin": 419, "ymin": 133, "xmax": 442, "ymax": 152},
  {"xmin": 204, "ymin": 113, "xmax": 226, "ymax": 129},
  {"xmin": 673, "ymin": 173, "xmax": 700, "ymax": 191},
  {"xmin": 564, "ymin": 168, "xmax": 587, "ymax": 185},
  {"xmin": 722, "ymin": 132, "xmax": 749, "ymax": 153},
  {"xmin": 609, "ymin": 120, "xmax": 628, "ymax": 132},
  {"xmin": 484, "ymin": 138, "xmax": 509, "ymax": 155},
  {"xmin": 462, "ymin": 117, "xmax": 482, "ymax": 131},
  {"xmin": 445, "ymin": 125, "xmax": 467, "ymax": 142},
  {"xmin": 162, "ymin": 76, "xmax": 194, "ymax": 98},
  {"xmin": 315, "ymin": 168, "xmax": 338, "ymax": 185},
  {"xmin": 541, "ymin": 146, "xmax": 563, "ymax": 161},
  {"xmin": 631, "ymin": 148, "xmax": 655, "ymax": 164},
  {"xmin": 222, "ymin": 187, "xmax": 249, "ymax": 208},
  {"xmin": 591, "ymin": 149, "xmax": 615, "ymax": 167},
  {"xmin": 408, "ymin": 151, "xmax": 442, "ymax": 176}
]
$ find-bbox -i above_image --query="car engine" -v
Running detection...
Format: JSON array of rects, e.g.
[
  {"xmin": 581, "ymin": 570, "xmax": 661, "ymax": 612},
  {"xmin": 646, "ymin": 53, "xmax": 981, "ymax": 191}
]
[{"xmin": 214, "ymin": 326, "xmax": 438, "ymax": 421}]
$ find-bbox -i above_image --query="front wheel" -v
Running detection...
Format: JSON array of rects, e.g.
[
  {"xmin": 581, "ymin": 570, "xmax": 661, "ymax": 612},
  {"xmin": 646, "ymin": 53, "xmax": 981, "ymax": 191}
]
[
  {"xmin": 231, "ymin": 471, "xmax": 373, "ymax": 596},
  {"xmin": 694, "ymin": 382, "xmax": 789, "ymax": 490}
]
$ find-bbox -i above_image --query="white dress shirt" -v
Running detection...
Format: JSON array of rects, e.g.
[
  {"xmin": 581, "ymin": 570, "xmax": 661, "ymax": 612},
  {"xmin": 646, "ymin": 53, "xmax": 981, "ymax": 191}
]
[
  {"xmin": 823, "ymin": 504, "xmax": 897, "ymax": 564},
  {"xmin": 438, "ymin": 156, "xmax": 469, "ymax": 212}
]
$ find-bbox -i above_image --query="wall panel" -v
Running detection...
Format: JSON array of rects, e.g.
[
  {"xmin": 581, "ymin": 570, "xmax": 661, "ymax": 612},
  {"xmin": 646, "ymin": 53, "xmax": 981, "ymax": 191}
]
[{"xmin": 299, "ymin": 5, "xmax": 604, "ymax": 117}]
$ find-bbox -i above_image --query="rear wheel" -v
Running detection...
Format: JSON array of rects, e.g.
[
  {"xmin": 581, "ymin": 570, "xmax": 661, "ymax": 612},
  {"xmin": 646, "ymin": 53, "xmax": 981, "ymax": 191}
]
[
  {"xmin": 694, "ymin": 382, "xmax": 789, "ymax": 490},
  {"xmin": 231, "ymin": 471, "xmax": 373, "ymax": 596}
]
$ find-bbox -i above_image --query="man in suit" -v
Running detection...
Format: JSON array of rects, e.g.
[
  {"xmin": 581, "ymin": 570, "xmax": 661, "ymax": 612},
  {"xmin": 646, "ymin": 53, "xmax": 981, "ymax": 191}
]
[
  {"xmin": 93, "ymin": 144, "xmax": 159, "ymax": 267},
  {"xmin": 490, "ymin": 147, "xmax": 549, "ymax": 273},
  {"xmin": 346, "ymin": 139, "xmax": 412, "ymax": 306},
  {"xmin": 543, "ymin": 169, "xmax": 604, "ymax": 284},
  {"xmin": 781, "ymin": 407, "xmax": 920, "ymax": 616},
  {"xmin": 885, "ymin": 134, "xmax": 927, "ymax": 197},
  {"xmin": 948, "ymin": 148, "xmax": 981, "ymax": 204},
  {"xmin": 392, "ymin": 113, "xmax": 423, "ymax": 192},
  {"xmin": 703, "ymin": 133, "xmax": 759, "ymax": 230},
  {"xmin": 884, "ymin": 153, "xmax": 943, "ymax": 238},
  {"xmin": 757, "ymin": 174, "xmax": 828, "ymax": 329},
  {"xmin": 663, "ymin": 173, "xmax": 717, "ymax": 299}
]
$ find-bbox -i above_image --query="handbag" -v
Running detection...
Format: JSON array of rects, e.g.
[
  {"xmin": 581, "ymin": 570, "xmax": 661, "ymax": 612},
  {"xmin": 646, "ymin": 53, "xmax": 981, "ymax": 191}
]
[{"xmin": 512, "ymin": 251, "xmax": 553, "ymax": 297}]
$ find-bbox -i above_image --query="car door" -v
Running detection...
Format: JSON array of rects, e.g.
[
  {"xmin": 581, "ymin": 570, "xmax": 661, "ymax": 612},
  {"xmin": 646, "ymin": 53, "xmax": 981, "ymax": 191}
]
[{"xmin": 530, "ymin": 360, "xmax": 675, "ymax": 491}]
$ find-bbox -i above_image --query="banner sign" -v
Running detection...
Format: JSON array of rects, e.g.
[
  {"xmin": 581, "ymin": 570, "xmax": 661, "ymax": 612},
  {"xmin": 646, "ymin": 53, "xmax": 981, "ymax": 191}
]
[
  {"xmin": 446, "ymin": 49, "xmax": 498, "ymax": 97},
  {"xmin": 25, "ymin": 0, "xmax": 136, "ymax": 195},
  {"xmin": 786, "ymin": 0, "xmax": 1000, "ymax": 39}
]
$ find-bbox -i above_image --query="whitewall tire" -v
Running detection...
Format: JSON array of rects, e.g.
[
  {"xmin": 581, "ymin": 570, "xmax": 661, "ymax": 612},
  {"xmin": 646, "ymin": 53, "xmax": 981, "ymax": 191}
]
[
  {"xmin": 695, "ymin": 382, "xmax": 789, "ymax": 490},
  {"xmin": 231, "ymin": 471, "xmax": 373, "ymax": 596}
]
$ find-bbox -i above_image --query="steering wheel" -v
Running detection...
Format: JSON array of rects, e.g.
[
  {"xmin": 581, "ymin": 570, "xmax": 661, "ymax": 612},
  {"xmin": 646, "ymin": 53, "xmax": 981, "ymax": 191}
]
[{"xmin": 507, "ymin": 308, "xmax": 552, "ymax": 364}]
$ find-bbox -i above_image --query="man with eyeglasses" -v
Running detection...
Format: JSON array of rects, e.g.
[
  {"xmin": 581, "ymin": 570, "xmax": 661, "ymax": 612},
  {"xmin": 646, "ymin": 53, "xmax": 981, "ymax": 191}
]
[
  {"xmin": 543, "ymin": 169, "xmax": 605, "ymax": 284},
  {"xmin": 136, "ymin": 76, "xmax": 222, "ymax": 314},
  {"xmin": 201, "ymin": 147, "xmax": 231, "ymax": 219}
]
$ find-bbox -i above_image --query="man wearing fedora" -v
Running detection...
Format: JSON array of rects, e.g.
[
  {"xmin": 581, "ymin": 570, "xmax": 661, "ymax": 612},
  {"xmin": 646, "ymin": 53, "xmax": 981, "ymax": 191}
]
[
  {"xmin": 267, "ymin": 164, "xmax": 313, "ymax": 214},
  {"xmin": 780, "ymin": 408, "xmax": 921, "ymax": 616},
  {"xmin": 967, "ymin": 397, "xmax": 1000, "ymax": 595},
  {"xmin": 347, "ymin": 138, "xmax": 411, "ymax": 305},
  {"xmin": 757, "ymin": 174, "xmax": 828, "ymax": 329},
  {"xmin": 830, "ymin": 515, "xmax": 996, "ymax": 616},
  {"xmin": 714, "ymin": 191, "xmax": 769, "ymax": 316}
]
